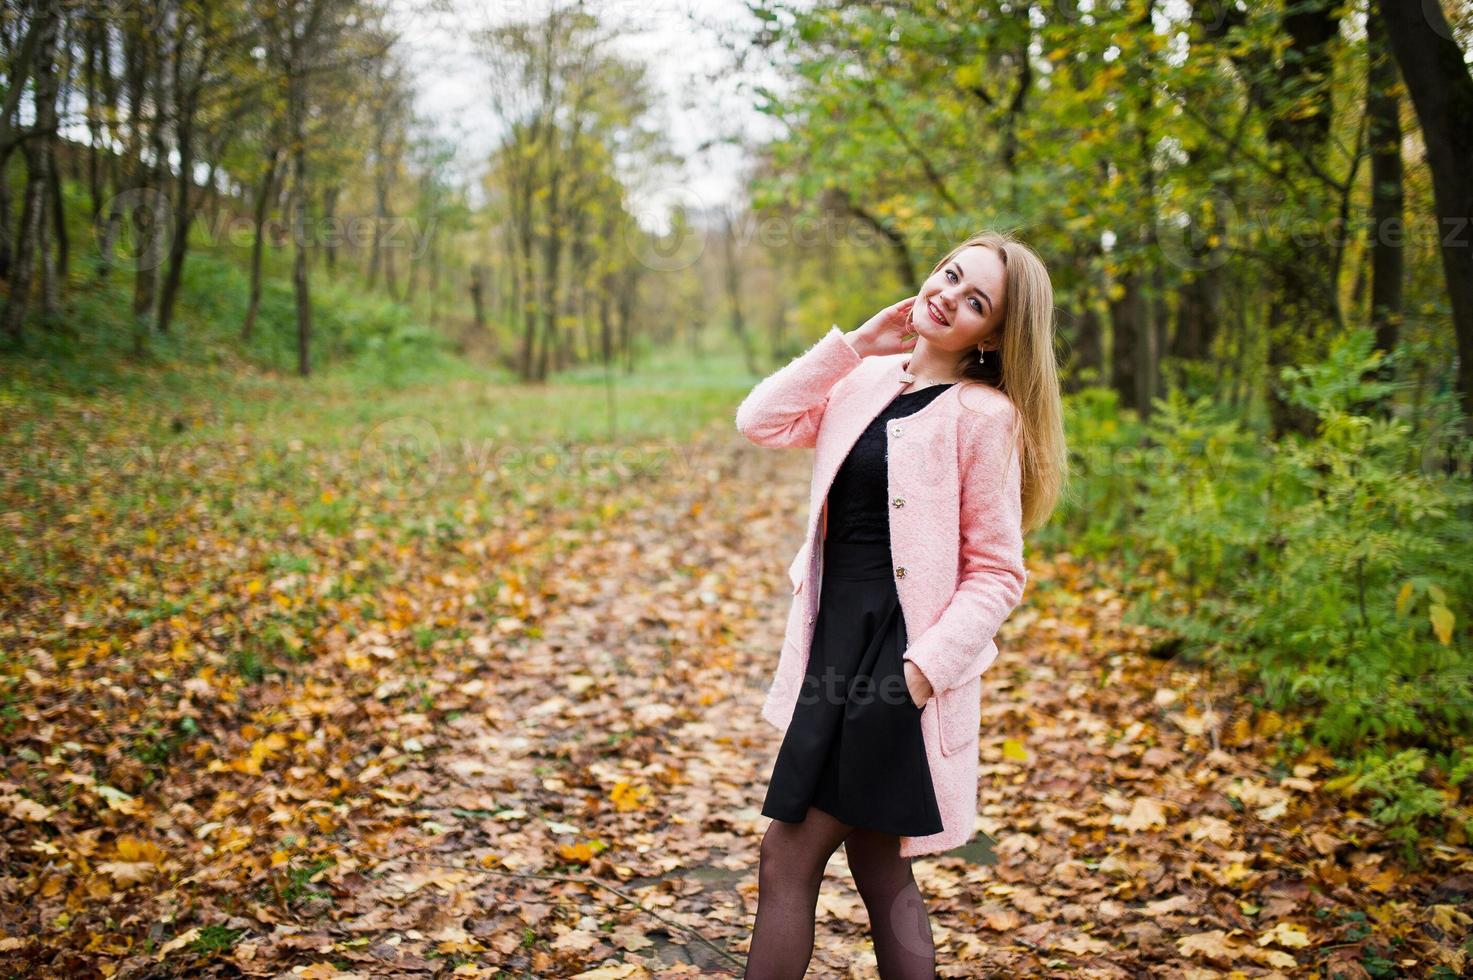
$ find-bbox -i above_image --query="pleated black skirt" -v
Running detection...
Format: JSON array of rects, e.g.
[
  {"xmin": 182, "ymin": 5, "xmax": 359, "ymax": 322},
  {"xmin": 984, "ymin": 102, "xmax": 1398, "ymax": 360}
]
[{"xmin": 761, "ymin": 538, "xmax": 944, "ymax": 837}]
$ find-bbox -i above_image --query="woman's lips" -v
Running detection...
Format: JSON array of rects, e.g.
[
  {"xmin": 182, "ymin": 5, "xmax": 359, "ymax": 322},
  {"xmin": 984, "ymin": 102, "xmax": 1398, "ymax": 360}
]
[{"xmin": 927, "ymin": 299, "xmax": 947, "ymax": 326}]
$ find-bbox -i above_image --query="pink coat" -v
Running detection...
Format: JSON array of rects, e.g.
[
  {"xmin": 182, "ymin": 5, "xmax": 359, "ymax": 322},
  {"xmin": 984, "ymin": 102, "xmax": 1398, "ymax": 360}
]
[{"xmin": 735, "ymin": 325, "xmax": 1029, "ymax": 857}]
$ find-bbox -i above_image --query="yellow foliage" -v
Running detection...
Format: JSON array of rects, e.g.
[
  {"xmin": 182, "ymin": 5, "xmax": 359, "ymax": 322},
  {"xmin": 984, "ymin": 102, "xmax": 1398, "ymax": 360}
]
[
  {"xmin": 1429, "ymin": 604, "xmax": 1454, "ymax": 645},
  {"xmin": 610, "ymin": 781, "xmax": 650, "ymax": 812},
  {"xmin": 558, "ymin": 841, "xmax": 595, "ymax": 863}
]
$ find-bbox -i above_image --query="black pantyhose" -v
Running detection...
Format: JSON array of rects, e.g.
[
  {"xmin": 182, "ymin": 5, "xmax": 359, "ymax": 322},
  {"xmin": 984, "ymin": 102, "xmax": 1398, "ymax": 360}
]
[
  {"xmin": 744, "ymin": 806, "xmax": 937, "ymax": 979},
  {"xmin": 844, "ymin": 826, "xmax": 937, "ymax": 977}
]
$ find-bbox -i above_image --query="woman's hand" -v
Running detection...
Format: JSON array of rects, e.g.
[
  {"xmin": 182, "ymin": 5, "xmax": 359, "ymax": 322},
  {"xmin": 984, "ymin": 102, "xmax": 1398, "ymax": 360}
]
[
  {"xmin": 844, "ymin": 297, "xmax": 920, "ymax": 358},
  {"xmin": 903, "ymin": 660, "xmax": 933, "ymax": 710}
]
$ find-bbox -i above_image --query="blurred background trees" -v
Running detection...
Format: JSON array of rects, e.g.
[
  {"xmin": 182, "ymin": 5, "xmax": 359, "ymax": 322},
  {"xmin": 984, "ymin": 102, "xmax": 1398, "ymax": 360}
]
[
  {"xmin": 0, "ymin": 0, "xmax": 671, "ymax": 380},
  {"xmin": 4, "ymin": 0, "xmax": 1465, "ymax": 429}
]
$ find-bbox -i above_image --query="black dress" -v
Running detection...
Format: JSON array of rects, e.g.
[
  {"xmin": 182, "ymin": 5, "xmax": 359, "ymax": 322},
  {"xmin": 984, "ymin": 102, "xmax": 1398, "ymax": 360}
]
[{"xmin": 761, "ymin": 382, "xmax": 955, "ymax": 836}]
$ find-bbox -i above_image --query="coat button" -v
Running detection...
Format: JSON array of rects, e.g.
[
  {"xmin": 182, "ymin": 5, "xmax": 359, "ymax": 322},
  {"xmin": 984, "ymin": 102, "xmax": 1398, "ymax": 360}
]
[
  {"xmin": 892, "ymin": 425, "xmax": 903, "ymax": 437},
  {"xmin": 892, "ymin": 496, "xmax": 905, "ymax": 508},
  {"xmin": 895, "ymin": 567, "xmax": 907, "ymax": 578}
]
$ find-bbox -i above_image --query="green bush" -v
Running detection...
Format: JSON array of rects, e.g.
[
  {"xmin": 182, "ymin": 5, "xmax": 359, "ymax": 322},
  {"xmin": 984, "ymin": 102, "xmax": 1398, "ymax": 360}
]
[{"xmin": 1056, "ymin": 328, "xmax": 1473, "ymax": 857}]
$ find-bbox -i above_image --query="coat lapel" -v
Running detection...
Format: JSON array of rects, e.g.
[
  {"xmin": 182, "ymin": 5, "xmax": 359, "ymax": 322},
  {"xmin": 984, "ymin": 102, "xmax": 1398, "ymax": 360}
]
[{"xmin": 789, "ymin": 354, "xmax": 932, "ymax": 593}]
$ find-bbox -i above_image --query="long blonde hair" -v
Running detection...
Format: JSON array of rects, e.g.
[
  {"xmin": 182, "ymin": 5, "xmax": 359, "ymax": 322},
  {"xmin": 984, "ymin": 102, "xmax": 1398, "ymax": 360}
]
[{"xmin": 928, "ymin": 230, "xmax": 1067, "ymax": 534}]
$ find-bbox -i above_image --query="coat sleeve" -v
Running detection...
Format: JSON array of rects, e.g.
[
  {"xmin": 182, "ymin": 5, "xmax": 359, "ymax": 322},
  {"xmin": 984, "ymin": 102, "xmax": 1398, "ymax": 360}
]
[
  {"xmin": 902, "ymin": 398, "xmax": 1028, "ymax": 695},
  {"xmin": 734, "ymin": 325, "xmax": 864, "ymax": 449}
]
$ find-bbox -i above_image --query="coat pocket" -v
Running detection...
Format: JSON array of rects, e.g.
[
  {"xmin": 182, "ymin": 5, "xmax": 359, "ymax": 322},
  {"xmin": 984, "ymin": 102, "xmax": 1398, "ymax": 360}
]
[{"xmin": 935, "ymin": 673, "xmax": 983, "ymax": 756}]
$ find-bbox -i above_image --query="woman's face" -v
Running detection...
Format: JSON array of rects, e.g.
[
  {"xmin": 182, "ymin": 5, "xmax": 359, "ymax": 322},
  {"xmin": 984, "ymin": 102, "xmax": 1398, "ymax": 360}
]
[{"xmin": 908, "ymin": 244, "xmax": 1007, "ymax": 355}]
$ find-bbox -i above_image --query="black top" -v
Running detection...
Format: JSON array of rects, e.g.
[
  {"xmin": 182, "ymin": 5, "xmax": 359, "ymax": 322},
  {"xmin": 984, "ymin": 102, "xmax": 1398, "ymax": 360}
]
[{"xmin": 825, "ymin": 383, "xmax": 956, "ymax": 544}]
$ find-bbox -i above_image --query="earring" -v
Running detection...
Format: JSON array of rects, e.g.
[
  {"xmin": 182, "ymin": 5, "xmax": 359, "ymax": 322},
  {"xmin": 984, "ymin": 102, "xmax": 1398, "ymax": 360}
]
[{"xmin": 978, "ymin": 347, "xmax": 987, "ymax": 365}]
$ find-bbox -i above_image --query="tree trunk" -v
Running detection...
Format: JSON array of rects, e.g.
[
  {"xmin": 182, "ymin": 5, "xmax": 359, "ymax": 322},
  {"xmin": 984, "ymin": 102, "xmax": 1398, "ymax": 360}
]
[
  {"xmin": 47, "ymin": 129, "xmax": 68, "ymax": 283},
  {"xmin": 767, "ymin": 252, "xmax": 789, "ymax": 361},
  {"xmin": 158, "ymin": 47, "xmax": 200, "ymax": 337},
  {"xmin": 426, "ymin": 226, "xmax": 440, "ymax": 326},
  {"xmin": 405, "ymin": 244, "xmax": 419, "ymax": 306},
  {"xmin": 289, "ymin": 61, "xmax": 311, "ymax": 376},
  {"xmin": 1071, "ymin": 305, "xmax": 1103, "ymax": 392},
  {"xmin": 0, "ymin": 7, "xmax": 43, "ymax": 160},
  {"xmin": 1366, "ymin": 4, "xmax": 1404, "ymax": 368},
  {"xmin": 617, "ymin": 268, "xmax": 637, "ymax": 374},
  {"xmin": 1109, "ymin": 268, "xmax": 1144, "ymax": 414},
  {"xmin": 1376, "ymin": 0, "xmax": 1473, "ymax": 423},
  {"xmin": 37, "ymin": 142, "xmax": 58, "ymax": 322},
  {"xmin": 242, "ymin": 149, "xmax": 280, "ymax": 341},
  {"xmin": 469, "ymin": 263, "xmax": 487, "ymax": 330},
  {"xmin": 1168, "ymin": 142, "xmax": 1227, "ymax": 366},
  {"xmin": 518, "ymin": 227, "xmax": 536, "ymax": 379},
  {"xmin": 98, "ymin": 9, "xmax": 121, "ymax": 207},
  {"xmin": 36, "ymin": 8, "xmax": 62, "ymax": 322},
  {"xmin": 203, "ymin": 157, "xmax": 221, "ymax": 227},
  {"xmin": 537, "ymin": 188, "xmax": 561, "ymax": 383},
  {"xmin": 97, "ymin": 11, "xmax": 139, "ymax": 286},
  {"xmin": 368, "ymin": 117, "xmax": 388, "ymax": 290},
  {"xmin": 133, "ymin": 9, "xmax": 172, "ymax": 337},
  {"xmin": 1263, "ymin": 0, "xmax": 1343, "ymax": 438},
  {"xmin": 0, "ymin": 157, "xmax": 11, "ymax": 284},
  {"xmin": 322, "ymin": 185, "xmax": 339, "ymax": 273},
  {"xmin": 384, "ymin": 236, "xmax": 399, "ymax": 301},
  {"xmin": 1120, "ymin": 2, "xmax": 1161, "ymax": 419},
  {"xmin": 1, "ymin": 3, "xmax": 59, "ymax": 338},
  {"xmin": 3, "ymin": 165, "xmax": 44, "ymax": 339},
  {"xmin": 722, "ymin": 212, "xmax": 757, "ymax": 375},
  {"xmin": 85, "ymin": 12, "xmax": 104, "ymax": 221},
  {"xmin": 1173, "ymin": 267, "xmax": 1222, "ymax": 362}
]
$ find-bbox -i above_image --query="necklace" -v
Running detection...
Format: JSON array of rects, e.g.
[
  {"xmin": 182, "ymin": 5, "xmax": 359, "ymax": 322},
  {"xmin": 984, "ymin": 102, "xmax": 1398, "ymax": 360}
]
[
  {"xmin": 899, "ymin": 357, "xmax": 961, "ymax": 393},
  {"xmin": 901, "ymin": 375, "xmax": 958, "ymax": 394}
]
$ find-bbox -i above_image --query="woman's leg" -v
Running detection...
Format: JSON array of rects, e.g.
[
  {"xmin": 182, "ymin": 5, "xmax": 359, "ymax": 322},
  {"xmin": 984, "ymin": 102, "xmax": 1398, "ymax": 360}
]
[
  {"xmin": 844, "ymin": 828, "xmax": 935, "ymax": 979},
  {"xmin": 745, "ymin": 805, "xmax": 855, "ymax": 979}
]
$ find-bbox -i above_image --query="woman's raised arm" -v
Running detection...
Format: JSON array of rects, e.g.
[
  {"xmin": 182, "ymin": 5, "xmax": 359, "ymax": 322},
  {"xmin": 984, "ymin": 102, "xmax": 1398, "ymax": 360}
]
[
  {"xmin": 735, "ymin": 298, "xmax": 917, "ymax": 449},
  {"xmin": 733, "ymin": 325, "xmax": 864, "ymax": 449}
]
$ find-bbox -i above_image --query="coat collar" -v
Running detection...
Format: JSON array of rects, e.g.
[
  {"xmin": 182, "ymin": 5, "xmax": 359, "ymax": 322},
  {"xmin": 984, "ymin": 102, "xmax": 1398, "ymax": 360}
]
[{"xmin": 894, "ymin": 354, "xmax": 919, "ymax": 384}]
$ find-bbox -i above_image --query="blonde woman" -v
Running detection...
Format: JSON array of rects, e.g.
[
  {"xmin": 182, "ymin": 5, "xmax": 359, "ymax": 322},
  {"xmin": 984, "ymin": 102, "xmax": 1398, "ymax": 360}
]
[{"xmin": 735, "ymin": 230, "xmax": 1067, "ymax": 977}]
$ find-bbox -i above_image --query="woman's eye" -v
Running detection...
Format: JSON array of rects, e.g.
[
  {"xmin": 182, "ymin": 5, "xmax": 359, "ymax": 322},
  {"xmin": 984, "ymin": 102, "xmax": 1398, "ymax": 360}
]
[
  {"xmin": 946, "ymin": 270, "xmax": 956, "ymax": 282},
  {"xmin": 970, "ymin": 299, "xmax": 982, "ymax": 313}
]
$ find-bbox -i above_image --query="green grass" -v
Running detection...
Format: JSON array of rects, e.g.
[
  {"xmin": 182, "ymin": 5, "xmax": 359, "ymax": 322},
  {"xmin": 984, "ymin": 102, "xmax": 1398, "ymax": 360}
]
[
  {"xmin": 2, "ymin": 163, "xmax": 762, "ymax": 447},
  {"xmin": 278, "ymin": 857, "xmax": 335, "ymax": 906},
  {"xmin": 189, "ymin": 925, "xmax": 245, "ymax": 955}
]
